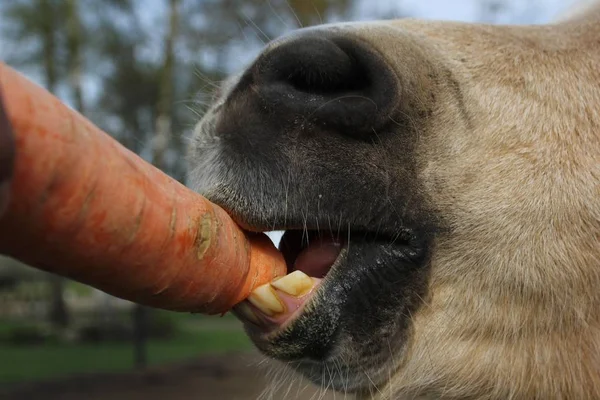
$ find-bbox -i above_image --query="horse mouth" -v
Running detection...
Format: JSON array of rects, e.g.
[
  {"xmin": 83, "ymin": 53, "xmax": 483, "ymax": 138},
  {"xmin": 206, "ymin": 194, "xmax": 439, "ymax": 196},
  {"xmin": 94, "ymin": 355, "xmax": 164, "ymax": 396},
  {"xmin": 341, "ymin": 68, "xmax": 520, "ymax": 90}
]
[{"xmin": 232, "ymin": 229, "xmax": 345, "ymax": 332}]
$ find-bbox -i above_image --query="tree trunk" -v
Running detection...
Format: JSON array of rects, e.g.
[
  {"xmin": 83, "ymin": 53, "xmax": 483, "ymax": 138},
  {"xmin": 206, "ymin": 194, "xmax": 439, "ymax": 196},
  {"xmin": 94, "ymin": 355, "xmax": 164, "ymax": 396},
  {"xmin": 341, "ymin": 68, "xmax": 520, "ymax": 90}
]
[
  {"xmin": 66, "ymin": 0, "xmax": 85, "ymax": 114},
  {"xmin": 40, "ymin": 0, "xmax": 69, "ymax": 330},
  {"xmin": 152, "ymin": 0, "xmax": 179, "ymax": 171},
  {"xmin": 40, "ymin": 0, "xmax": 57, "ymax": 93}
]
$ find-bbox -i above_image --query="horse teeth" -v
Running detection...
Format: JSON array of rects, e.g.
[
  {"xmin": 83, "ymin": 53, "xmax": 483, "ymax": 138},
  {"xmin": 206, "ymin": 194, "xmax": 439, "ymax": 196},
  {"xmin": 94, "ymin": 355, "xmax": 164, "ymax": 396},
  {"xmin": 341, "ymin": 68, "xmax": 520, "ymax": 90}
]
[
  {"xmin": 271, "ymin": 270, "xmax": 315, "ymax": 297},
  {"xmin": 247, "ymin": 283, "xmax": 285, "ymax": 316}
]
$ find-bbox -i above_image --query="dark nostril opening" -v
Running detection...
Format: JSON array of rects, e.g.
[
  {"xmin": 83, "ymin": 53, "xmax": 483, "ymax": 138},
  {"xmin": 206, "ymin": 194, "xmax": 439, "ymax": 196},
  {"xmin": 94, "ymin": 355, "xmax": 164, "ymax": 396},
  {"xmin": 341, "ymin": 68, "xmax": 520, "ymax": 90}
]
[
  {"xmin": 251, "ymin": 35, "xmax": 398, "ymax": 138},
  {"xmin": 261, "ymin": 37, "xmax": 367, "ymax": 95}
]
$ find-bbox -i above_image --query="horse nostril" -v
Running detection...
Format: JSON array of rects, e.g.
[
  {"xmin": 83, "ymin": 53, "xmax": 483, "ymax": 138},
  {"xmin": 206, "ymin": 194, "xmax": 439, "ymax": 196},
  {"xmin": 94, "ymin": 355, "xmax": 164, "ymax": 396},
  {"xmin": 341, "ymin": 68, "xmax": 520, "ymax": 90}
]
[
  {"xmin": 259, "ymin": 37, "xmax": 364, "ymax": 95},
  {"xmin": 252, "ymin": 35, "xmax": 398, "ymax": 138}
]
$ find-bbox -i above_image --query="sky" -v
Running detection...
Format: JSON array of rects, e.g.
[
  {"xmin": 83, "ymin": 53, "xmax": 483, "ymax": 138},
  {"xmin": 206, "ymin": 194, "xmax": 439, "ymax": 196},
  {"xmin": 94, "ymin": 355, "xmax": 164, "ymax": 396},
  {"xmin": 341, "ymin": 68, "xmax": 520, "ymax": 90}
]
[{"xmin": 397, "ymin": 0, "xmax": 573, "ymax": 23}]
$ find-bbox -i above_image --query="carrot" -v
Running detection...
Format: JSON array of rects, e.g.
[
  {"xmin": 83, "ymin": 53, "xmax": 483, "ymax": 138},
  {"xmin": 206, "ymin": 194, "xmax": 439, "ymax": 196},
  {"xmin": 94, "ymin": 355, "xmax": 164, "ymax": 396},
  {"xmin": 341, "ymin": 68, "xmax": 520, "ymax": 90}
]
[
  {"xmin": 0, "ymin": 62, "xmax": 286, "ymax": 315},
  {"xmin": 0, "ymin": 86, "xmax": 15, "ymax": 217}
]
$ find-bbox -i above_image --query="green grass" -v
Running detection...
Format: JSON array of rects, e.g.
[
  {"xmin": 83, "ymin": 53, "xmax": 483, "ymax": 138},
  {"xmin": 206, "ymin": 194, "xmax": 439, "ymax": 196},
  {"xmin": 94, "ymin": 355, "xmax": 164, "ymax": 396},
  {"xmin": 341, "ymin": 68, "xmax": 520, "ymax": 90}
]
[{"xmin": 0, "ymin": 315, "xmax": 252, "ymax": 385}]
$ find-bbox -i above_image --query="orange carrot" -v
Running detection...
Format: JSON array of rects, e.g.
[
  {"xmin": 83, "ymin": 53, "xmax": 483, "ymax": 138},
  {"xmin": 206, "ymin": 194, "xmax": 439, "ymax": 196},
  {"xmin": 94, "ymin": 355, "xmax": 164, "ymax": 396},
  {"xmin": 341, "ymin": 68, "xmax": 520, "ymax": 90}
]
[{"xmin": 0, "ymin": 62, "xmax": 286, "ymax": 315}]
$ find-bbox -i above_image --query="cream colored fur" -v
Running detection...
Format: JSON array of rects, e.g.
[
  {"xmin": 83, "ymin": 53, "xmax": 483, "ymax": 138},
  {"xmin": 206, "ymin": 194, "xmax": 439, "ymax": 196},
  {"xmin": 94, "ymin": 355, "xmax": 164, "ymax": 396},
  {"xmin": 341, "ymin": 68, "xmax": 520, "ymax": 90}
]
[{"xmin": 344, "ymin": 2, "xmax": 600, "ymax": 399}]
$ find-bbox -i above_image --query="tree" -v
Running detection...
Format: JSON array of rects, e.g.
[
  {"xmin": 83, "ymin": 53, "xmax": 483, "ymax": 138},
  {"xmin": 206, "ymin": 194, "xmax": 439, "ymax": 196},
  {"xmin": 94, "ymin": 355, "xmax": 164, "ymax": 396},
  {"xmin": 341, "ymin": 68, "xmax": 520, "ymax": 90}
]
[
  {"xmin": 66, "ymin": 0, "xmax": 85, "ymax": 113},
  {"xmin": 153, "ymin": 0, "xmax": 180, "ymax": 171}
]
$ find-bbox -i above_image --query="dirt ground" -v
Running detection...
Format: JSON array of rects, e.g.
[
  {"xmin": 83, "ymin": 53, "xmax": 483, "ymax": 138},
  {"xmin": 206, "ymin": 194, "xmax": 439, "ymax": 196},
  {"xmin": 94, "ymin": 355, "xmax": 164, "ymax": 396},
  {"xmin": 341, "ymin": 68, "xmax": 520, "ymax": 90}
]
[{"xmin": 1, "ymin": 351, "xmax": 338, "ymax": 400}]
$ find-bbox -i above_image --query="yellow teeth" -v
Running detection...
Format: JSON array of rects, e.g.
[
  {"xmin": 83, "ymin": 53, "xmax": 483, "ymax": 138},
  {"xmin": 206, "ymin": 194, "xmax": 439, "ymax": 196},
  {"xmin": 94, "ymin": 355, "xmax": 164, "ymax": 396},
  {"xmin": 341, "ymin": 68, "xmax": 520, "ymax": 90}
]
[
  {"xmin": 270, "ymin": 270, "xmax": 314, "ymax": 297},
  {"xmin": 247, "ymin": 283, "xmax": 285, "ymax": 316}
]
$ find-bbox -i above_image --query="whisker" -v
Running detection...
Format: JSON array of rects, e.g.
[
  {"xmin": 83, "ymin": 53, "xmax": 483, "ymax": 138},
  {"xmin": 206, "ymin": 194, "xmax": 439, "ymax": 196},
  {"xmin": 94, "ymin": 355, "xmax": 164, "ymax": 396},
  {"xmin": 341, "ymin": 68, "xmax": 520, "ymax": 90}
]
[
  {"xmin": 312, "ymin": 2, "xmax": 323, "ymax": 25},
  {"xmin": 236, "ymin": 19, "xmax": 255, "ymax": 45},
  {"xmin": 285, "ymin": 0, "xmax": 304, "ymax": 28},
  {"xmin": 347, "ymin": 222, "xmax": 352, "ymax": 253},
  {"xmin": 302, "ymin": 208, "xmax": 309, "ymax": 246},
  {"xmin": 193, "ymin": 68, "xmax": 223, "ymax": 90},
  {"xmin": 268, "ymin": 0, "xmax": 291, "ymax": 29},
  {"xmin": 242, "ymin": 10, "xmax": 271, "ymax": 44}
]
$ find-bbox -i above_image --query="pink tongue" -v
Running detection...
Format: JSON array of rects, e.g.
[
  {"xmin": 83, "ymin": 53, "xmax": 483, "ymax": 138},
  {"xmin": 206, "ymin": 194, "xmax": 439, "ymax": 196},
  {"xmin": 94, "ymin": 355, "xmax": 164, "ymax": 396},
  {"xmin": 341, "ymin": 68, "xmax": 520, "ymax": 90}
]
[{"xmin": 293, "ymin": 237, "xmax": 342, "ymax": 278}]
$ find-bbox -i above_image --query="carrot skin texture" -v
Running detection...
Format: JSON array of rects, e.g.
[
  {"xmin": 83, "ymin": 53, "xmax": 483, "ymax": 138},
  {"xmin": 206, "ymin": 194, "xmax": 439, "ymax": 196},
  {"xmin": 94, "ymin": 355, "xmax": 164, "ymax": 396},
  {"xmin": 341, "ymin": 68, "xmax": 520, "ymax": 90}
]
[
  {"xmin": 0, "ymin": 62, "xmax": 286, "ymax": 315},
  {"xmin": 0, "ymin": 86, "xmax": 15, "ymax": 217}
]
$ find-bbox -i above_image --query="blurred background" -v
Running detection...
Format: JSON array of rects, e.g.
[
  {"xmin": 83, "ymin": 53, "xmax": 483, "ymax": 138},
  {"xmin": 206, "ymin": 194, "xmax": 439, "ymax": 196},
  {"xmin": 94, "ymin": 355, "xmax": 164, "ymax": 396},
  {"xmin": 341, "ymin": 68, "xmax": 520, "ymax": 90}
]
[{"xmin": 0, "ymin": 0, "xmax": 577, "ymax": 399}]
